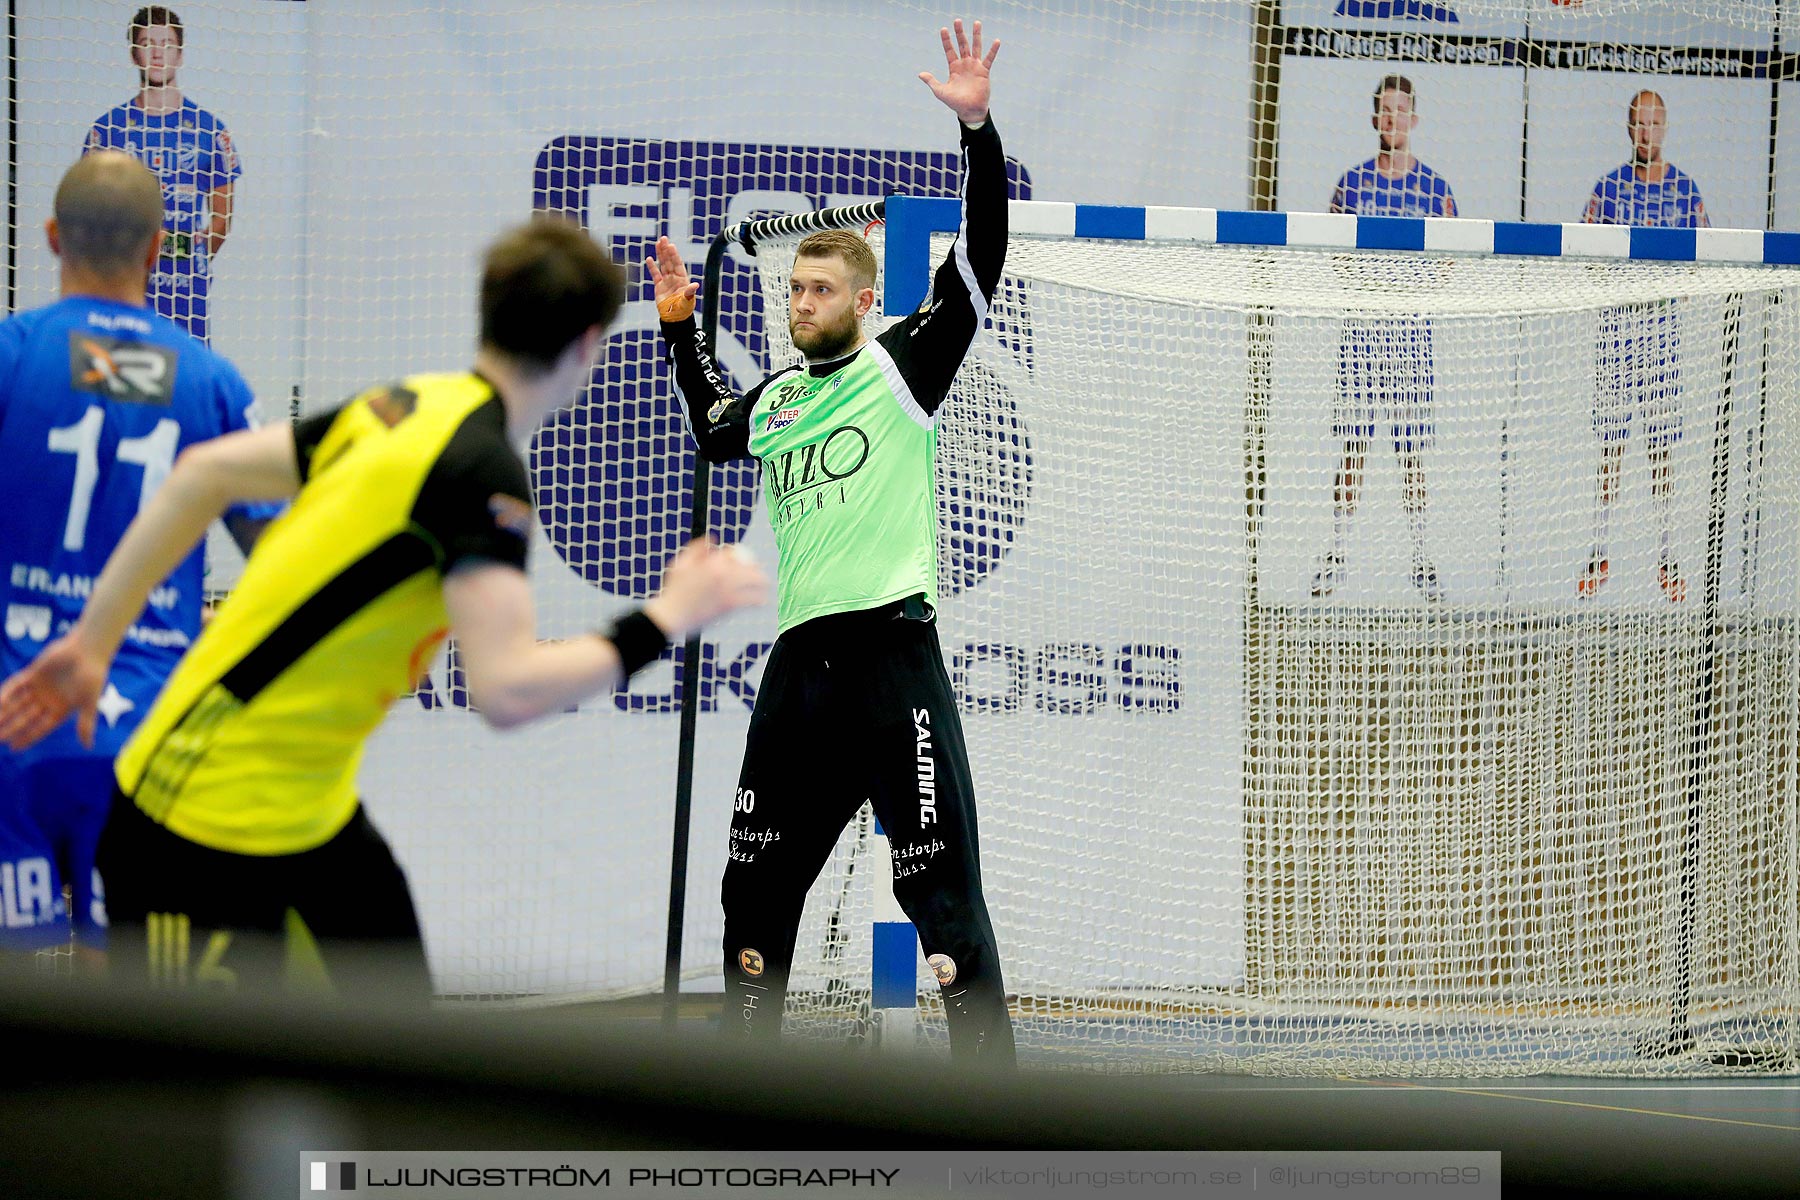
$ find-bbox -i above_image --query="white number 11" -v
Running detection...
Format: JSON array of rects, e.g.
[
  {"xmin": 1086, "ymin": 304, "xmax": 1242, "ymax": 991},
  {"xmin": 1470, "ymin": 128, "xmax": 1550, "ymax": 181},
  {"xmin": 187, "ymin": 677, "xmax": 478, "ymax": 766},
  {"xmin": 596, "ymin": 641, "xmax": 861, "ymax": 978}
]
[{"xmin": 45, "ymin": 406, "xmax": 180, "ymax": 552}]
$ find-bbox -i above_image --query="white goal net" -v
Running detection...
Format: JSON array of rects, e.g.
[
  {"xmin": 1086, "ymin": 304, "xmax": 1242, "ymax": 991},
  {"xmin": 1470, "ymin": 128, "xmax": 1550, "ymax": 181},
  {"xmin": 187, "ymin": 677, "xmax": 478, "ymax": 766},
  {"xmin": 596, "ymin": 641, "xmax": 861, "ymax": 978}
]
[{"xmin": 748, "ymin": 207, "xmax": 1800, "ymax": 1074}]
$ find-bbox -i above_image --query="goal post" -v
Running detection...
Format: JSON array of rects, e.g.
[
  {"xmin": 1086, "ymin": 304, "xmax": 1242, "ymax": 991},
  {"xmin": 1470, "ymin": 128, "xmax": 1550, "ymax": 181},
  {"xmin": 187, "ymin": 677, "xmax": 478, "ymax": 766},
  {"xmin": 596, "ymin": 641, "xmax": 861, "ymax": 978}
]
[
  {"xmin": 728, "ymin": 197, "xmax": 1800, "ymax": 1075},
  {"xmin": 658, "ymin": 200, "xmax": 894, "ymax": 1028}
]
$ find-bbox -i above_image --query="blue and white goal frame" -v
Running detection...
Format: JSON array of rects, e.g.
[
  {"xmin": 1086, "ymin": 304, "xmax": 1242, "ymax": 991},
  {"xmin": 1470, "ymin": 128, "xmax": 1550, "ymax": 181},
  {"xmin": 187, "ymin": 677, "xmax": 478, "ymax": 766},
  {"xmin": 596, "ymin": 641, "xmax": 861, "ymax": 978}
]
[
  {"xmin": 690, "ymin": 198, "xmax": 1800, "ymax": 1054},
  {"xmin": 881, "ymin": 196, "xmax": 1800, "ymax": 312}
]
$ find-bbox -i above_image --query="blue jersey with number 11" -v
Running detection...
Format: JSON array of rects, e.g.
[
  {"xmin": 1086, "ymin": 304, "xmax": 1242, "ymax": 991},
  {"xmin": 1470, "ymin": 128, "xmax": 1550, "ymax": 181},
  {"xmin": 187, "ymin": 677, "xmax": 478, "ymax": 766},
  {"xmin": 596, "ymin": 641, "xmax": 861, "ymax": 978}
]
[{"xmin": 0, "ymin": 297, "xmax": 267, "ymax": 759}]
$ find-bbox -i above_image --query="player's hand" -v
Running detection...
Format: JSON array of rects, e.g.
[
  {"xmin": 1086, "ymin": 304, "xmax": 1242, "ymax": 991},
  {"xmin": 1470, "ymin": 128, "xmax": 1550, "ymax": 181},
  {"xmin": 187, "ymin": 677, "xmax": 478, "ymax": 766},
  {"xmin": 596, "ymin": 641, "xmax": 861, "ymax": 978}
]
[
  {"xmin": 918, "ymin": 18, "xmax": 999, "ymax": 126},
  {"xmin": 643, "ymin": 538, "xmax": 770, "ymax": 642},
  {"xmin": 0, "ymin": 632, "xmax": 109, "ymax": 751},
  {"xmin": 646, "ymin": 235, "xmax": 700, "ymax": 323}
]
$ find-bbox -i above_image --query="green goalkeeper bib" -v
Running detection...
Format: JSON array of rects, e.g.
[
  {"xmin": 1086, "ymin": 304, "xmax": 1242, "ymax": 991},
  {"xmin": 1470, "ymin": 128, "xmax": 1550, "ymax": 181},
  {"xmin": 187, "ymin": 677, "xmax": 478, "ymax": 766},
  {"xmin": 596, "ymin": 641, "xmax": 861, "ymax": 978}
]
[{"xmin": 747, "ymin": 340, "xmax": 937, "ymax": 633}]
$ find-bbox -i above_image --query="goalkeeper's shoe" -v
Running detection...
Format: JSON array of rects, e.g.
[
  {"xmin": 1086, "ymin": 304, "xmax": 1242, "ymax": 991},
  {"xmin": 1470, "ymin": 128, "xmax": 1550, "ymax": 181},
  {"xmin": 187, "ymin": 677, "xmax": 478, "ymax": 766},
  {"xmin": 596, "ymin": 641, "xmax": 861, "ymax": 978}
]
[
  {"xmin": 1411, "ymin": 555, "xmax": 1443, "ymax": 603},
  {"xmin": 1577, "ymin": 557, "xmax": 1609, "ymax": 598},
  {"xmin": 1659, "ymin": 560, "xmax": 1688, "ymax": 604},
  {"xmin": 1311, "ymin": 552, "xmax": 1345, "ymax": 598}
]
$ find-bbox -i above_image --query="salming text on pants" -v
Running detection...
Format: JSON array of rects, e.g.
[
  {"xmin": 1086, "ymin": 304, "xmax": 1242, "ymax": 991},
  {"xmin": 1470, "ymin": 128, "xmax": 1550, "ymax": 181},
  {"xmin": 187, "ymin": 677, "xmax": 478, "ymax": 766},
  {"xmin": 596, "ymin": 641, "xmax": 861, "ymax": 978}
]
[{"xmin": 721, "ymin": 600, "xmax": 1015, "ymax": 1064}]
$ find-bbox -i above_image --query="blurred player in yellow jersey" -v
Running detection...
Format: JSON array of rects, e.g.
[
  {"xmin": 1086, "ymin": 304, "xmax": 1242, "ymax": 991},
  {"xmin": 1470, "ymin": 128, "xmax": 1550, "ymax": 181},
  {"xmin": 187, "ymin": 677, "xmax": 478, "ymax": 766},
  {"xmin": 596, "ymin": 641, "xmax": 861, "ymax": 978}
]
[{"xmin": 0, "ymin": 217, "xmax": 768, "ymax": 998}]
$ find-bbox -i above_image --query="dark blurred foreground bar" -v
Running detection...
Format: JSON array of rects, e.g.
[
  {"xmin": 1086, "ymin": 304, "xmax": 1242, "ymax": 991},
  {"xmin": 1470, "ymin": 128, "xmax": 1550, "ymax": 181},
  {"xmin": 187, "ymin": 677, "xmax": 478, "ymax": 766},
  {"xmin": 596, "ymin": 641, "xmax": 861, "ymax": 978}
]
[{"xmin": 1, "ymin": 966, "xmax": 1793, "ymax": 1198}]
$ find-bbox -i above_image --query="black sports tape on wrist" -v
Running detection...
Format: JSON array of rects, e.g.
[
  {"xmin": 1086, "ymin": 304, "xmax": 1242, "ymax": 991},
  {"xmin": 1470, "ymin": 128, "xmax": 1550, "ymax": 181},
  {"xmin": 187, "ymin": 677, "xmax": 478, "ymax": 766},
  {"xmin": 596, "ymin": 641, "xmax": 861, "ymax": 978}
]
[{"xmin": 603, "ymin": 610, "xmax": 670, "ymax": 678}]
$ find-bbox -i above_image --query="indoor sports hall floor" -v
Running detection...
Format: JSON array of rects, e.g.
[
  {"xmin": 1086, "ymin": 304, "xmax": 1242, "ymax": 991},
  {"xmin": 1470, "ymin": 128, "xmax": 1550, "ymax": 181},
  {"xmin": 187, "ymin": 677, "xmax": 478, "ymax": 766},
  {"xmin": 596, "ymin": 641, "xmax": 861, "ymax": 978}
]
[{"xmin": 567, "ymin": 991, "xmax": 1799, "ymax": 1194}]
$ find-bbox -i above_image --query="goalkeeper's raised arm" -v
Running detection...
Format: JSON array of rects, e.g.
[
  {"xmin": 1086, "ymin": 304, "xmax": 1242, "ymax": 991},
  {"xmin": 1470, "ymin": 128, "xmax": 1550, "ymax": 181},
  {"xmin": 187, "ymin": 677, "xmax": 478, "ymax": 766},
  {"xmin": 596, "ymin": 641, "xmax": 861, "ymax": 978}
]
[
  {"xmin": 650, "ymin": 18, "xmax": 1005, "ymax": 457},
  {"xmin": 884, "ymin": 18, "xmax": 1008, "ymax": 411},
  {"xmin": 648, "ymin": 234, "xmax": 759, "ymax": 465}
]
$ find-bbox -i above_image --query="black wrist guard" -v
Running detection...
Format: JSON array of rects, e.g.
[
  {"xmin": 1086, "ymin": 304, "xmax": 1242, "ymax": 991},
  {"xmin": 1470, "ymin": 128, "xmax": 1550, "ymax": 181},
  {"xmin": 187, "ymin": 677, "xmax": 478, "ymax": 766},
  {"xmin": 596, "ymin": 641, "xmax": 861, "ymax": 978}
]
[{"xmin": 603, "ymin": 609, "xmax": 670, "ymax": 678}]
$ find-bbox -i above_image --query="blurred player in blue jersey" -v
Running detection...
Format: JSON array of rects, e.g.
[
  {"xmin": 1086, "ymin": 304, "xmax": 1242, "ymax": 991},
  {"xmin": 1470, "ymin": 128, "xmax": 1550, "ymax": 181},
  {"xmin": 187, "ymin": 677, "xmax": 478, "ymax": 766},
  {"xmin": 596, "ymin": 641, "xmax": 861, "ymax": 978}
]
[
  {"xmin": 1313, "ymin": 75, "xmax": 1456, "ymax": 602},
  {"xmin": 1578, "ymin": 89, "xmax": 1708, "ymax": 603},
  {"xmin": 0, "ymin": 152, "xmax": 273, "ymax": 963},
  {"xmin": 84, "ymin": 6, "xmax": 241, "ymax": 344}
]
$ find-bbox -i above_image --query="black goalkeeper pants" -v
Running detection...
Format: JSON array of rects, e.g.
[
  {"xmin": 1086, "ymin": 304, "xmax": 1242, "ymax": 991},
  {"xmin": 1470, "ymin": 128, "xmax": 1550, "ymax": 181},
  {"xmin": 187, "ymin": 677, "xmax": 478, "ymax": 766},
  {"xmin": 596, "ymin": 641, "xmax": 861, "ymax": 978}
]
[{"xmin": 721, "ymin": 599, "xmax": 1015, "ymax": 1065}]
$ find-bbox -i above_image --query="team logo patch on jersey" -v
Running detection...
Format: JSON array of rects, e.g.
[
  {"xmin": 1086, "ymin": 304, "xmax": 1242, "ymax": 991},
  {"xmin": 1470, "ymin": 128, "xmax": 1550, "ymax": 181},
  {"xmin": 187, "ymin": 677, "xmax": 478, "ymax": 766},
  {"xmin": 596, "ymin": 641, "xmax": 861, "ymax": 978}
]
[
  {"xmin": 707, "ymin": 398, "xmax": 730, "ymax": 424},
  {"xmin": 738, "ymin": 947, "xmax": 765, "ymax": 977},
  {"xmin": 364, "ymin": 384, "xmax": 419, "ymax": 428},
  {"xmin": 767, "ymin": 407, "xmax": 801, "ymax": 432},
  {"xmin": 68, "ymin": 333, "xmax": 175, "ymax": 404},
  {"xmin": 927, "ymin": 953, "xmax": 958, "ymax": 986},
  {"xmin": 489, "ymin": 494, "xmax": 534, "ymax": 538}
]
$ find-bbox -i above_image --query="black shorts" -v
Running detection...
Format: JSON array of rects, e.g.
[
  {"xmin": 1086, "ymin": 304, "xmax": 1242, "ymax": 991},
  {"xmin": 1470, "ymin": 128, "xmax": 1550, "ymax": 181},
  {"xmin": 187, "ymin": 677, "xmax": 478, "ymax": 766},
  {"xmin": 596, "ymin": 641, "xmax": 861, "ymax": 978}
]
[{"xmin": 95, "ymin": 788, "xmax": 431, "ymax": 1001}]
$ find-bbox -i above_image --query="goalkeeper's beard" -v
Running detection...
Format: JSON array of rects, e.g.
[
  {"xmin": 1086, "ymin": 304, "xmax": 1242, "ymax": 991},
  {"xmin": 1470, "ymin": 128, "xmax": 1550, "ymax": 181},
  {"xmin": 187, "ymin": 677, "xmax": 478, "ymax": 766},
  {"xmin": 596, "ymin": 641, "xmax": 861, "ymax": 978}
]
[{"xmin": 791, "ymin": 309, "xmax": 862, "ymax": 361}]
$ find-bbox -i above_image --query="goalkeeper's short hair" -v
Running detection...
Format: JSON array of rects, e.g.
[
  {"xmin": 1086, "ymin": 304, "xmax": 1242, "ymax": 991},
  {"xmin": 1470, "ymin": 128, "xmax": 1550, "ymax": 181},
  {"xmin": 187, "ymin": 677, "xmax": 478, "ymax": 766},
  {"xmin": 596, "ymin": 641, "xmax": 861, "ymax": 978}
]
[{"xmin": 795, "ymin": 229, "xmax": 877, "ymax": 292}]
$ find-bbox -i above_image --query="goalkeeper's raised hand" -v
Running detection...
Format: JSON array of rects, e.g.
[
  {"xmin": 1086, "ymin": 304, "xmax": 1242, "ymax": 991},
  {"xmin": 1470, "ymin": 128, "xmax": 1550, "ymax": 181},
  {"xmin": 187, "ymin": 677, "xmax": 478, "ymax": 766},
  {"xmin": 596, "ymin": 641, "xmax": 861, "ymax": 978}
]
[
  {"xmin": 918, "ymin": 18, "xmax": 999, "ymax": 126},
  {"xmin": 646, "ymin": 235, "xmax": 699, "ymax": 324}
]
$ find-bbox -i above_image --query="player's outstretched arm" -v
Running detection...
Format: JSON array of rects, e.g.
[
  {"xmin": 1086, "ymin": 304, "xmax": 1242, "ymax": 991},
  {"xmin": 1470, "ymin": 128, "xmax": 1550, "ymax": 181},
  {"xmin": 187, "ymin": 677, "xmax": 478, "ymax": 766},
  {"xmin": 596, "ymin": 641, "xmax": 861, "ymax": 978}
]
[
  {"xmin": 648, "ymin": 235, "xmax": 754, "ymax": 463},
  {"xmin": 444, "ymin": 539, "xmax": 768, "ymax": 731},
  {"xmin": 879, "ymin": 19, "xmax": 1006, "ymax": 416},
  {"xmin": 646, "ymin": 234, "xmax": 699, "ymax": 324},
  {"xmin": 917, "ymin": 17, "xmax": 999, "ymax": 126},
  {"xmin": 0, "ymin": 422, "xmax": 302, "ymax": 750}
]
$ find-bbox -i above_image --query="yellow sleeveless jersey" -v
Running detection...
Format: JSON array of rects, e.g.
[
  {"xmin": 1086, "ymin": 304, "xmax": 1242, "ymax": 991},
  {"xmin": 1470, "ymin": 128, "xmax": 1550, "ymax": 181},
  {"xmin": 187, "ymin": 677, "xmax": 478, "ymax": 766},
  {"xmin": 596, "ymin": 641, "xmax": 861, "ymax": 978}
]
[{"xmin": 114, "ymin": 372, "xmax": 532, "ymax": 855}]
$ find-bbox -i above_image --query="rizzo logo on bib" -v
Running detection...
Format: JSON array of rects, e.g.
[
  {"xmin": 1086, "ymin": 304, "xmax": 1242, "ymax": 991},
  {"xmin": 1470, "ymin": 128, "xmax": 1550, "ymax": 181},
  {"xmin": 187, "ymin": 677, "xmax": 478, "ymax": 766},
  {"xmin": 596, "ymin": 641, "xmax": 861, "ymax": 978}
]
[{"xmin": 767, "ymin": 407, "xmax": 801, "ymax": 432}]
